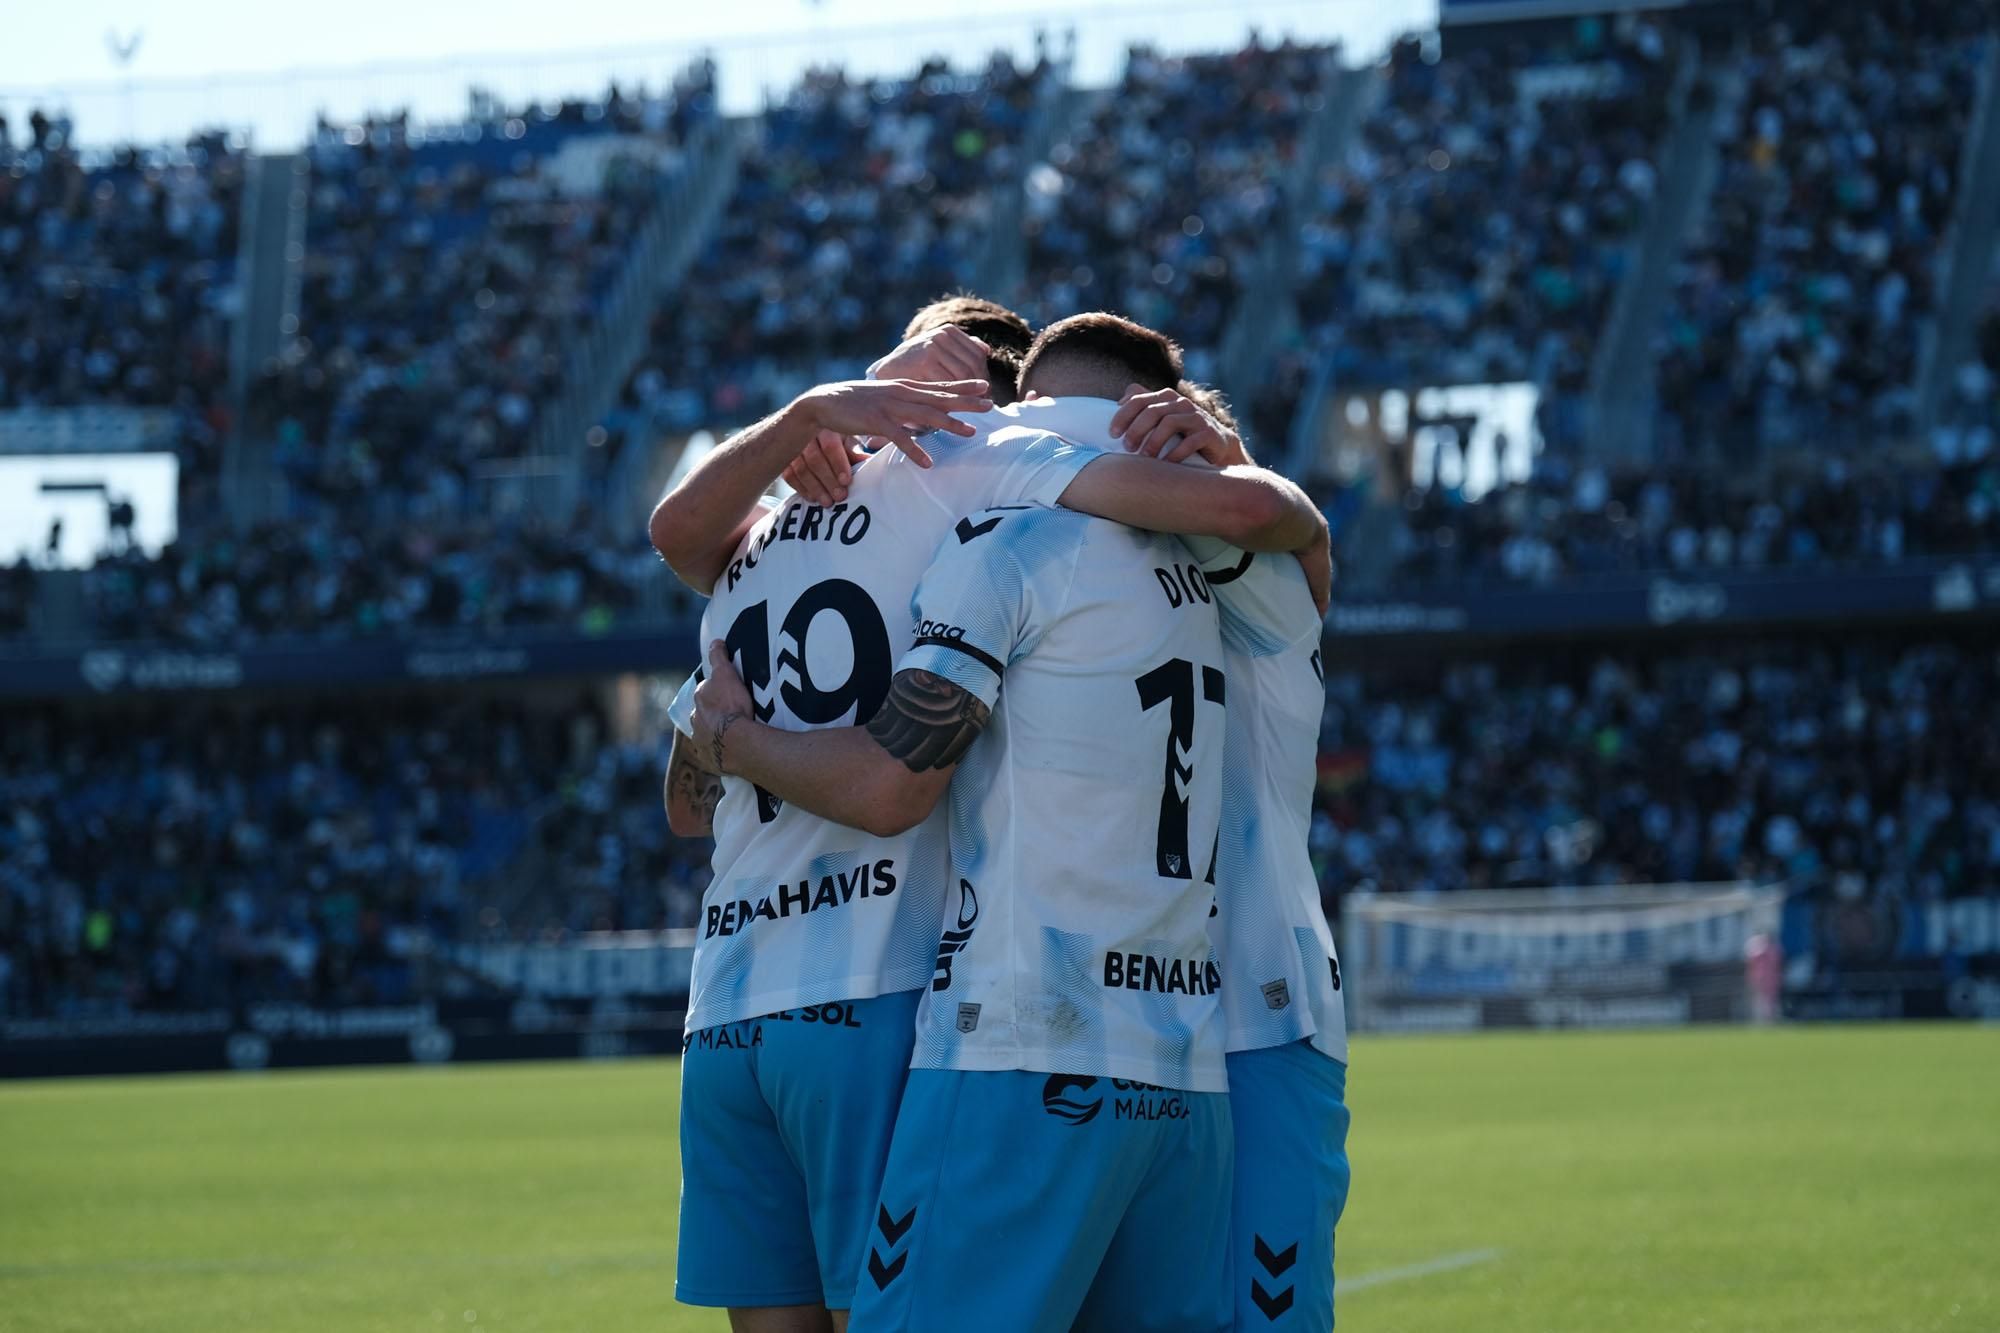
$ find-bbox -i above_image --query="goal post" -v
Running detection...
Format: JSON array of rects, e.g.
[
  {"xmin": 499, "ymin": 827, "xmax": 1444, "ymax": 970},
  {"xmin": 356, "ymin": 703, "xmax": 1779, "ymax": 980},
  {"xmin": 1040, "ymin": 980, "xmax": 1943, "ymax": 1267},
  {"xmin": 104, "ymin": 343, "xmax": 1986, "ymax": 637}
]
[{"xmin": 1341, "ymin": 883, "xmax": 1787, "ymax": 1033}]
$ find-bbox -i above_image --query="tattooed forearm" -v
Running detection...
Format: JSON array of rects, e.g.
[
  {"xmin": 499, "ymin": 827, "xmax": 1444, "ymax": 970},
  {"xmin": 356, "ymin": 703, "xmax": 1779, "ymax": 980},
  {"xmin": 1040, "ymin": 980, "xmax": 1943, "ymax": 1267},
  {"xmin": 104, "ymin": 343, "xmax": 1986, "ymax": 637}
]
[
  {"xmin": 678, "ymin": 757, "xmax": 723, "ymax": 825},
  {"xmin": 665, "ymin": 729, "xmax": 724, "ymax": 833},
  {"xmin": 866, "ymin": 669, "xmax": 990, "ymax": 772}
]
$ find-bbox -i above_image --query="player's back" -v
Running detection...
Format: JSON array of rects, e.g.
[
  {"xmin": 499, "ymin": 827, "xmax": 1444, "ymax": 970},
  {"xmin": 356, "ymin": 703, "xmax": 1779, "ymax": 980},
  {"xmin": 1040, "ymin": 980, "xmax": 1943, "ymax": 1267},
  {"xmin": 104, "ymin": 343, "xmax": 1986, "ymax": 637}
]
[
  {"xmin": 673, "ymin": 413, "xmax": 1101, "ymax": 1031},
  {"xmin": 902, "ymin": 506, "xmax": 1231, "ymax": 1091}
]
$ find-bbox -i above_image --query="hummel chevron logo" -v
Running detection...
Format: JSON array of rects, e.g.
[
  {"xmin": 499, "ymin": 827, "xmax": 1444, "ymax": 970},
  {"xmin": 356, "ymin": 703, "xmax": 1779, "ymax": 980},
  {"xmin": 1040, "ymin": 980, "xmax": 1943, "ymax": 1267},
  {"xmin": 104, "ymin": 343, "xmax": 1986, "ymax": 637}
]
[
  {"xmin": 876, "ymin": 1204, "xmax": 916, "ymax": 1246},
  {"xmin": 955, "ymin": 515, "xmax": 1003, "ymax": 543},
  {"xmin": 867, "ymin": 1248, "xmax": 907, "ymax": 1290},
  {"xmin": 1250, "ymin": 1278, "xmax": 1295, "ymax": 1320},
  {"xmin": 1254, "ymin": 1235, "xmax": 1299, "ymax": 1275}
]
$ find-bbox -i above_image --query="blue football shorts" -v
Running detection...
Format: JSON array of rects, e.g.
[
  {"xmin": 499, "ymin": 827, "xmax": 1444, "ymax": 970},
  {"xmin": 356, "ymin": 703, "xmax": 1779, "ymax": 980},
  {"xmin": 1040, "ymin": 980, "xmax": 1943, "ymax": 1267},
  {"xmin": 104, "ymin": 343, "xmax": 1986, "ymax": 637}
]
[
  {"xmin": 675, "ymin": 989, "xmax": 920, "ymax": 1311},
  {"xmin": 1228, "ymin": 1040, "xmax": 1351, "ymax": 1330},
  {"xmin": 847, "ymin": 1067, "xmax": 1233, "ymax": 1333}
]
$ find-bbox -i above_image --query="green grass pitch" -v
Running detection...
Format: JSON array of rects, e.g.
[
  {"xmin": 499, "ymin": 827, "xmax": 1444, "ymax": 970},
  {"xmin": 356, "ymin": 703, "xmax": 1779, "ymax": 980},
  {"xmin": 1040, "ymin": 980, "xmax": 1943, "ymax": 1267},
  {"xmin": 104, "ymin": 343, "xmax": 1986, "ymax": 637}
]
[{"xmin": 2, "ymin": 1024, "xmax": 1994, "ymax": 1332}]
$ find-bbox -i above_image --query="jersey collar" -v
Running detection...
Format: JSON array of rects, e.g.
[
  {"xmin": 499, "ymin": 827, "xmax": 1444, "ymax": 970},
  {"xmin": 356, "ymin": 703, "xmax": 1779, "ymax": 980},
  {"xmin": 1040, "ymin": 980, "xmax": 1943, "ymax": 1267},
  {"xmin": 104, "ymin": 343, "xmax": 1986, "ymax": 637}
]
[{"xmin": 1008, "ymin": 396, "xmax": 1122, "ymax": 450}]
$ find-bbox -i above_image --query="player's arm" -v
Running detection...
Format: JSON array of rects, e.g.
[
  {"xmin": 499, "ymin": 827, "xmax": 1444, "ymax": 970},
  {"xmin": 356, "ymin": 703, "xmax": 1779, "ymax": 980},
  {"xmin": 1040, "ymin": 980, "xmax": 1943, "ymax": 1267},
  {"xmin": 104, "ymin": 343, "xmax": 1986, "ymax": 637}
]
[
  {"xmin": 663, "ymin": 723, "xmax": 723, "ymax": 838},
  {"xmin": 692, "ymin": 646, "xmax": 983, "ymax": 838},
  {"xmin": 782, "ymin": 325, "xmax": 997, "ymax": 505},
  {"xmin": 1066, "ymin": 384, "xmax": 1332, "ymax": 611},
  {"xmin": 688, "ymin": 511, "xmax": 1051, "ymax": 837},
  {"xmin": 648, "ymin": 377, "xmax": 992, "ymax": 593},
  {"xmin": 1057, "ymin": 455, "xmax": 1323, "ymax": 554}
]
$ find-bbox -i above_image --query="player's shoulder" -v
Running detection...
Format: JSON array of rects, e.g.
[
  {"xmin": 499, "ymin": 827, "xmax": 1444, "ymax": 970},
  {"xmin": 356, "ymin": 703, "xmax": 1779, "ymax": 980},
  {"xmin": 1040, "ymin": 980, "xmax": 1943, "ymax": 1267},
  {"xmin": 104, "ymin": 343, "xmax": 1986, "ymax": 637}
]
[
  {"xmin": 1212, "ymin": 553, "xmax": 1320, "ymax": 659},
  {"xmin": 907, "ymin": 403, "xmax": 1038, "ymax": 464},
  {"xmin": 946, "ymin": 502, "xmax": 1089, "ymax": 562}
]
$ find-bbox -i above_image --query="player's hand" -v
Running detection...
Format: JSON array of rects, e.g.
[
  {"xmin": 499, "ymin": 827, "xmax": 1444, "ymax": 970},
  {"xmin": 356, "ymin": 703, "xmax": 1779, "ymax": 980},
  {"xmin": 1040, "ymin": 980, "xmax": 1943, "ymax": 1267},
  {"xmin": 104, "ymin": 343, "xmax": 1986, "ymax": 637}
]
[
  {"xmin": 782, "ymin": 429, "xmax": 870, "ymax": 506},
  {"xmin": 691, "ymin": 641, "xmax": 755, "ymax": 771},
  {"xmin": 1296, "ymin": 524, "xmax": 1333, "ymax": 618},
  {"xmin": 1111, "ymin": 385, "xmax": 1248, "ymax": 467},
  {"xmin": 795, "ymin": 378, "xmax": 992, "ymax": 469},
  {"xmin": 868, "ymin": 324, "xmax": 993, "ymax": 385}
]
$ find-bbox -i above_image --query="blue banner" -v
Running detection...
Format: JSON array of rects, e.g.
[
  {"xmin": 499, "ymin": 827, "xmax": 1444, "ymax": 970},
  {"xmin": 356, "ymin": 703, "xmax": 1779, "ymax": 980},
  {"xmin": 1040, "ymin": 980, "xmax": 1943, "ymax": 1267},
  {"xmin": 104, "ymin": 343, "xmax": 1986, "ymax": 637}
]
[
  {"xmin": 1325, "ymin": 557, "xmax": 2000, "ymax": 642},
  {"xmin": 0, "ymin": 624, "xmax": 702, "ymax": 699},
  {"xmin": 1442, "ymin": 0, "xmax": 1730, "ymax": 26},
  {"xmin": 6, "ymin": 557, "xmax": 1997, "ymax": 697}
]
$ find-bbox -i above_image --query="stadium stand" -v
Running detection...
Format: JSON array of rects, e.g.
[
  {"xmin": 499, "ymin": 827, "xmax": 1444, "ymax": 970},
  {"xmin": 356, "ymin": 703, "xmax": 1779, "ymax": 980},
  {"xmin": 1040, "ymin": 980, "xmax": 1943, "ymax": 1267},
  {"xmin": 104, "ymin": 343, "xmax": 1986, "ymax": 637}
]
[
  {"xmin": 1380, "ymin": 448, "xmax": 2000, "ymax": 587},
  {"xmin": 8, "ymin": 630, "xmax": 1993, "ymax": 1019},
  {"xmin": 1020, "ymin": 39, "xmax": 1330, "ymax": 376},
  {"xmin": 603, "ymin": 53, "xmax": 1048, "ymax": 446},
  {"xmin": 80, "ymin": 514, "xmax": 677, "ymax": 644},
  {"xmin": 0, "ymin": 696, "xmax": 710, "ymax": 1017},
  {"xmin": 248, "ymin": 75, "xmax": 714, "ymax": 519},
  {"xmin": 0, "ymin": 113, "xmax": 244, "ymax": 513},
  {"xmin": 1656, "ymin": 2, "xmax": 1985, "ymax": 456},
  {"xmin": 1313, "ymin": 635, "xmax": 2000, "ymax": 901},
  {"xmin": 1296, "ymin": 18, "xmax": 1672, "ymax": 416},
  {"xmin": 6, "ymin": 4, "xmax": 2000, "ymax": 1034}
]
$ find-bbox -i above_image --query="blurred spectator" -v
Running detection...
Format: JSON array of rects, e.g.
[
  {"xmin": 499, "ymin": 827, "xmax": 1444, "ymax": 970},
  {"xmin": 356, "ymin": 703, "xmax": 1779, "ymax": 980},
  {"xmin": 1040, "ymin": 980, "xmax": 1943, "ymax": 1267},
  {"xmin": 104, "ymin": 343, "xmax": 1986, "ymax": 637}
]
[
  {"xmin": 1299, "ymin": 17, "xmax": 1669, "ymax": 421},
  {"xmin": 0, "ymin": 698, "xmax": 710, "ymax": 1018},
  {"xmin": 608, "ymin": 53, "xmax": 1047, "ymax": 445},
  {"xmin": 1021, "ymin": 39, "xmax": 1328, "ymax": 378},
  {"xmin": 1657, "ymin": 3, "xmax": 1982, "ymax": 455},
  {"xmin": 1933, "ymin": 267, "xmax": 2000, "ymax": 467},
  {"xmin": 84, "ymin": 515, "xmax": 687, "ymax": 645},
  {"xmin": 0, "ymin": 120, "xmax": 244, "ymax": 512},
  {"xmin": 0, "ymin": 557, "xmax": 34, "ymax": 637},
  {"xmin": 251, "ymin": 69, "xmax": 713, "ymax": 518},
  {"xmin": 1376, "ymin": 449, "xmax": 2000, "ymax": 586},
  {"xmin": 1313, "ymin": 637, "xmax": 2000, "ymax": 907}
]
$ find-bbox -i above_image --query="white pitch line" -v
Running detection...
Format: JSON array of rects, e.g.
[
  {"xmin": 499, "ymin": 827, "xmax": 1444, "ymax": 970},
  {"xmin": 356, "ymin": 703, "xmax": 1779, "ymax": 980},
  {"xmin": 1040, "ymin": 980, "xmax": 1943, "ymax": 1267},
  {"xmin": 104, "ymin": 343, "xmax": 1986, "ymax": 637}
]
[{"xmin": 1342, "ymin": 1247, "xmax": 1504, "ymax": 1293}]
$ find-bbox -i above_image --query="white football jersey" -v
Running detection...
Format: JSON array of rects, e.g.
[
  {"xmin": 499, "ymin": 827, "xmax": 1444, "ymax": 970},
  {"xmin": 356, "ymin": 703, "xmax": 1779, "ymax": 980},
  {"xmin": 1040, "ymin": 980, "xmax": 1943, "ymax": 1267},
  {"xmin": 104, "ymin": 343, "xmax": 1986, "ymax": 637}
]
[
  {"xmin": 996, "ymin": 397, "xmax": 1350, "ymax": 1062},
  {"xmin": 666, "ymin": 408, "xmax": 1102, "ymax": 1033},
  {"xmin": 899, "ymin": 506, "xmax": 1229, "ymax": 1092},
  {"xmin": 1185, "ymin": 536, "xmax": 1349, "ymax": 1062}
]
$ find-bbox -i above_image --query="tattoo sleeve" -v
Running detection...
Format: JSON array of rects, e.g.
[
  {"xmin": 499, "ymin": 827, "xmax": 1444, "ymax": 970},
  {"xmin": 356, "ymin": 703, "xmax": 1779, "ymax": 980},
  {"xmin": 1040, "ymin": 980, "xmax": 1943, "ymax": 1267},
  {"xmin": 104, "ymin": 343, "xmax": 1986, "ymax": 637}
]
[{"xmin": 866, "ymin": 669, "xmax": 991, "ymax": 772}]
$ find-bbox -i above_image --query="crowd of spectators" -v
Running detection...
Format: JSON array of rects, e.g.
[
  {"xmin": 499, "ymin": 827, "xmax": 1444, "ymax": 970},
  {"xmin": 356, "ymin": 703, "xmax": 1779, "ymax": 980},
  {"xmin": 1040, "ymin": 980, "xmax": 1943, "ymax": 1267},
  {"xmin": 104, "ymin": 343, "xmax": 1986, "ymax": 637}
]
[
  {"xmin": 1297, "ymin": 17, "xmax": 1671, "ymax": 425},
  {"xmin": 1379, "ymin": 447, "xmax": 2000, "ymax": 586},
  {"xmin": 83, "ymin": 515, "xmax": 683, "ymax": 645},
  {"xmin": 2, "ymin": 19, "xmax": 1994, "ymax": 655},
  {"xmin": 0, "ymin": 698, "xmax": 710, "ymax": 1018},
  {"xmin": 0, "ymin": 110, "xmax": 244, "ymax": 513},
  {"xmin": 606, "ymin": 54, "xmax": 1048, "ymax": 447},
  {"xmin": 1933, "ymin": 261, "xmax": 2000, "ymax": 465},
  {"xmin": 9, "ymin": 631, "xmax": 1993, "ymax": 1018},
  {"xmin": 1312, "ymin": 636, "xmax": 2000, "ymax": 905},
  {"xmin": 1657, "ymin": 2, "xmax": 1982, "ymax": 456},
  {"xmin": 249, "ymin": 68, "xmax": 715, "ymax": 518},
  {"xmin": 1020, "ymin": 39, "xmax": 1328, "ymax": 378}
]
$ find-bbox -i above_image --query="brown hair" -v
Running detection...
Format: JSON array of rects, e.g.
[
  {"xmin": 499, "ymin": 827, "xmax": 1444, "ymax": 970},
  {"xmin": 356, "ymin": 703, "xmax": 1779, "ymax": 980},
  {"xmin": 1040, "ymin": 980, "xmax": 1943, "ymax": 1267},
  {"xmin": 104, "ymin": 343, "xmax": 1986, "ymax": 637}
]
[
  {"xmin": 1179, "ymin": 381, "xmax": 1242, "ymax": 439},
  {"xmin": 903, "ymin": 294, "xmax": 1033, "ymax": 357},
  {"xmin": 905, "ymin": 294, "xmax": 1033, "ymax": 404},
  {"xmin": 1018, "ymin": 312, "xmax": 1184, "ymax": 398}
]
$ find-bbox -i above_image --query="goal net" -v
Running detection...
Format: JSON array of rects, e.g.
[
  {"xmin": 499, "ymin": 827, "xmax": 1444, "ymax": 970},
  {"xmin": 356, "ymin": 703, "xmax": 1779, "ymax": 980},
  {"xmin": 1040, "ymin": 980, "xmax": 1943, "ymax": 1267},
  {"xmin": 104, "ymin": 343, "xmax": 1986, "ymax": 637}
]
[{"xmin": 1342, "ymin": 883, "xmax": 1786, "ymax": 1033}]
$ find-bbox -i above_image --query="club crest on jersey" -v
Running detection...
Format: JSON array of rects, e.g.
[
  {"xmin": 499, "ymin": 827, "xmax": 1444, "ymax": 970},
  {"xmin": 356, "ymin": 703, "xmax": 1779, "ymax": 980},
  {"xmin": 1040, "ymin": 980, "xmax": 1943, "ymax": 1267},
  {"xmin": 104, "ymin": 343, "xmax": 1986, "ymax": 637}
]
[
  {"xmin": 1261, "ymin": 979, "xmax": 1291, "ymax": 1011},
  {"xmin": 932, "ymin": 879, "xmax": 980, "ymax": 992}
]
